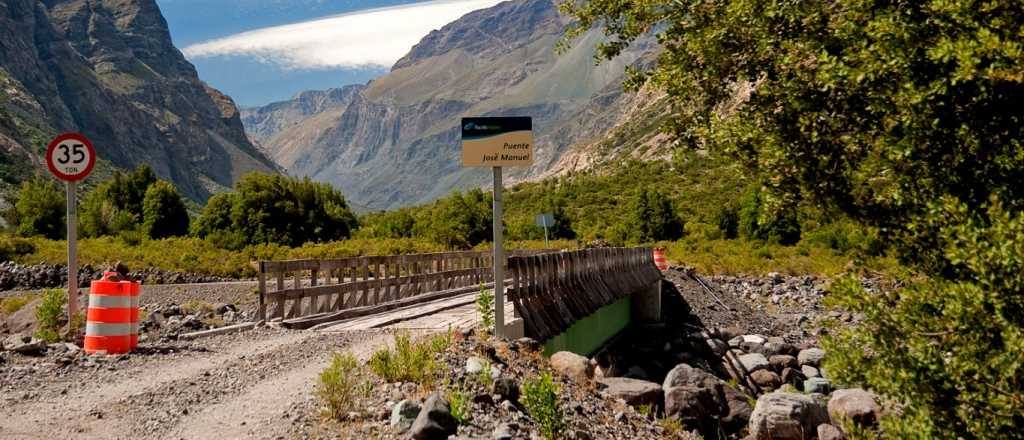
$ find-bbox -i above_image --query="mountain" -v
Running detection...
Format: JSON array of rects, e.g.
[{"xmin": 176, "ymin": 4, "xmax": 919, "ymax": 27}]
[
  {"xmin": 0, "ymin": 0, "xmax": 277, "ymax": 201},
  {"xmin": 241, "ymin": 0, "xmax": 661, "ymax": 211}
]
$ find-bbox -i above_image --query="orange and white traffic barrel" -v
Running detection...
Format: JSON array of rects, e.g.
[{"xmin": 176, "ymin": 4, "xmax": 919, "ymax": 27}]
[
  {"xmin": 84, "ymin": 272, "xmax": 140, "ymax": 354},
  {"xmin": 653, "ymin": 248, "xmax": 669, "ymax": 271}
]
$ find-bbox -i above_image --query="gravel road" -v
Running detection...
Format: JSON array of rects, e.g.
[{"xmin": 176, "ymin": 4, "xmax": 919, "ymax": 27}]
[{"xmin": 0, "ymin": 326, "xmax": 395, "ymax": 440}]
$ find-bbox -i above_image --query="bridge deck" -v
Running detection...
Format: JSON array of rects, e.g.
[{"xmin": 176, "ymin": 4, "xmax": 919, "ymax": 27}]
[{"xmin": 316, "ymin": 289, "xmax": 514, "ymax": 332}]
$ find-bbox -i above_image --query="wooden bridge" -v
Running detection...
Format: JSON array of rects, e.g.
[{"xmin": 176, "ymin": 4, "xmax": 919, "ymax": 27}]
[{"xmin": 254, "ymin": 247, "xmax": 662, "ymax": 347}]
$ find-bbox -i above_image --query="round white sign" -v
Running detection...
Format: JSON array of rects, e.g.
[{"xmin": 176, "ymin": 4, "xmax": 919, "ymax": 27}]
[{"xmin": 46, "ymin": 133, "xmax": 96, "ymax": 182}]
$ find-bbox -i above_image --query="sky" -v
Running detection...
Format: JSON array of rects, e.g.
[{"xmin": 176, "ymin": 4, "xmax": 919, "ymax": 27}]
[{"xmin": 157, "ymin": 0, "xmax": 503, "ymax": 107}]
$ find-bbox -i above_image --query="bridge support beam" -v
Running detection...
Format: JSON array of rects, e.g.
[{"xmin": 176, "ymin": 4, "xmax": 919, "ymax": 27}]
[{"xmin": 631, "ymin": 279, "xmax": 662, "ymax": 324}]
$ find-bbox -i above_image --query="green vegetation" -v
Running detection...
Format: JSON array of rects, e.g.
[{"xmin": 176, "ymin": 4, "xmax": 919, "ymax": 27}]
[
  {"xmin": 33, "ymin": 288, "xmax": 65, "ymax": 342},
  {"xmin": 80, "ymin": 165, "xmax": 161, "ymax": 237},
  {"xmin": 368, "ymin": 332, "xmax": 445, "ymax": 385},
  {"xmin": 14, "ymin": 177, "xmax": 64, "ymax": 240},
  {"xmin": 476, "ymin": 283, "xmax": 495, "ymax": 335},
  {"xmin": 318, "ymin": 351, "xmax": 368, "ymax": 420},
  {"xmin": 192, "ymin": 173, "xmax": 357, "ymax": 249},
  {"xmin": 0, "ymin": 294, "xmax": 35, "ymax": 315},
  {"xmin": 0, "ymin": 234, "xmax": 35, "ymax": 261},
  {"xmin": 447, "ymin": 386, "xmax": 472, "ymax": 426},
  {"xmin": 142, "ymin": 180, "xmax": 190, "ymax": 239},
  {"xmin": 738, "ymin": 188, "xmax": 800, "ymax": 246},
  {"xmin": 628, "ymin": 189, "xmax": 682, "ymax": 242},
  {"xmin": 521, "ymin": 371, "xmax": 565, "ymax": 440},
  {"xmin": 567, "ymin": 0, "xmax": 1024, "ymax": 435}
]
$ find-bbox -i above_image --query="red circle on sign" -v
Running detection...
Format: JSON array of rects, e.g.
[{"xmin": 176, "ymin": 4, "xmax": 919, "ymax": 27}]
[{"xmin": 46, "ymin": 133, "xmax": 96, "ymax": 182}]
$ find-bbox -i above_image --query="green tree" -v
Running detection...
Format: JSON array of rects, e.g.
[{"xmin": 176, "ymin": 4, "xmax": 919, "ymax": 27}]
[
  {"xmin": 142, "ymin": 181, "xmax": 190, "ymax": 239},
  {"xmin": 80, "ymin": 164, "xmax": 157, "ymax": 237},
  {"xmin": 628, "ymin": 189, "xmax": 681, "ymax": 242},
  {"xmin": 738, "ymin": 188, "xmax": 800, "ymax": 246},
  {"xmin": 566, "ymin": 0, "xmax": 1024, "ymax": 436},
  {"xmin": 14, "ymin": 177, "xmax": 64, "ymax": 239},
  {"xmin": 713, "ymin": 204, "xmax": 739, "ymax": 240},
  {"xmin": 193, "ymin": 173, "xmax": 358, "ymax": 248},
  {"xmin": 414, "ymin": 189, "xmax": 493, "ymax": 249}
]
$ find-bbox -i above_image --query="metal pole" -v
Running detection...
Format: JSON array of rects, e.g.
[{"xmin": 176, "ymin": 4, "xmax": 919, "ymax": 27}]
[
  {"xmin": 492, "ymin": 166, "xmax": 505, "ymax": 337},
  {"xmin": 542, "ymin": 217, "xmax": 549, "ymax": 249},
  {"xmin": 66, "ymin": 181, "xmax": 79, "ymax": 322}
]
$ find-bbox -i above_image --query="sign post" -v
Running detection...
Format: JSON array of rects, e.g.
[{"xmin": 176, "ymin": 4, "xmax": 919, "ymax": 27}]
[
  {"xmin": 535, "ymin": 213, "xmax": 553, "ymax": 248},
  {"xmin": 46, "ymin": 133, "xmax": 96, "ymax": 323},
  {"xmin": 462, "ymin": 117, "xmax": 532, "ymax": 337}
]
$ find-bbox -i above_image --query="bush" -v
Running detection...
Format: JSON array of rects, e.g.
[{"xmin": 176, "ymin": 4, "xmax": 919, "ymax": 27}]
[
  {"xmin": 629, "ymin": 188, "xmax": 683, "ymax": 243},
  {"xmin": 318, "ymin": 352, "xmax": 367, "ymax": 420},
  {"xmin": 476, "ymin": 284, "xmax": 495, "ymax": 335},
  {"xmin": 80, "ymin": 165, "xmax": 156, "ymax": 237},
  {"xmin": 193, "ymin": 173, "xmax": 358, "ymax": 248},
  {"xmin": 738, "ymin": 188, "xmax": 800, "ymax": 246},
  {"xmin": 142, "ymin": 181, "xmax": 190, "ymax": 239},
  {"xmin": 368, "ymin": 332, "xmax": 444, "ymax": 384},
  {"xmin": 448, "ymin": 386, "xmax": 472, "ymax": 426},
  {"xmin": 0, "ymin": 234, "xmax": 35, "ymax": 261},
  {"xmin": 713, "ymin": 204, "xmax": 739, "ymax": 240},
  {"xmin": 522, "ymin": 371, "xmax": 564, "ymax": 440},
  {"xmin": 0, "ymin": 294, "xmax": 35, "ymax": 315},
  {"xmin": 33, "ymin": 288, "xmax": 65, "ymax": 342},
  {"xmin": 14, "ymin": 177, "xmax": 64, "ymax": 240}
]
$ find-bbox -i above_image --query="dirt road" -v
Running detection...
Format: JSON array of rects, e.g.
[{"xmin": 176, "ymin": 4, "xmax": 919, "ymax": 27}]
[{"xmin": 0, "ymin": 327, "xmax": 395, "ymax": 439}]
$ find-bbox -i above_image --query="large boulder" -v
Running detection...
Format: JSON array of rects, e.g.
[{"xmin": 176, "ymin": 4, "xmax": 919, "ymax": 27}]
[
  {"xmin": 722, "ymin": 384, "xmax": 755, "ymax": 432},
  {"xmin": 748, "ymin": 392, "xmax": 829, "ymax": 440},
  {"xmin": 804, "ymin": 377, "xmax": 832, "ymax": 395},
  {"xmin": 596, "ymin": 377, "xmax": 663, "ymax": 407},
  {"xmin": 828, "ymin": 388, "xmax": 882, "ymax": 426},
  {"xmin": 797, "ymin": 348, "xmax": 826, "ymax": 367},
  {"xmin": 410, "ymin": 393, "xmax": 457, "ymax": 440},
  {"xmin": 817, "ymin": 423, "xmax": 845, "ymax": 440},
  {"xmin": 3, "ymin": 333, "xmax": 46, "ymax": 356},
  {"xmin": 770, "ymin": 355, "xmax": 799, "ymax": 372},
  {"xmin": 735, "ymin": 353, "xmax": 771, "ymax": 373},
  {"xmin": 751, "ymin": 370, "xmax": 782, "ymax": 390},
  {"xmin": 550, "ymin": 351, "xmax": 593, "ymax": 381},
  {"xmin": 663, "ymin": 364, "xmax": 731, "ymax": 434},
  {"xmin": 390, "ymin": 400, "xmax": 421, "ymax": 433}
]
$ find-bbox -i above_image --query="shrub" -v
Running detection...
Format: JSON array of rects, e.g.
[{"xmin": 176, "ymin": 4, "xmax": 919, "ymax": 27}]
[
  {"xmin": 713, "ymin": 204, "xmax": 739, "ymax": 240},
  {"xmin": 368, "ymin": 332, "xmax": 443, "ymax": 384},
  {"xmin": 738, "ymin": 188, "xmax": 800, "ymax": 246},
  {"xmin": 33, "ymin": 288, "xmax": 65, "ymax": 342},
  {"xmin": 476, "ymin": 284, "xmax": 495, "ymax": 335},
  {"xmin": 447, "ymin": 386, "xmax": 472, "ymax": 426},
  {"xmin": 628, "ymin": 189, "xmax": 683, "ymax": 243},
  {"xmin": 193, "ymin": 173, "xmax": 358, "ymax": 248},
  {"xmin": 522, "ymin": 371, "xmax": 564, "ymax": 440},
  {"xmin": 142, "ymin": 181, "xmax": 190, "ymax": 239},
  {"xmin": 0, "ymin": 234, "xmax": 35, "ymax": 261},
  {"xmin": 0, "ymin": 294, "xmax": 35, "ymax": 315},
  {"xmin": 318, "ymin": 352, "xmax": 366, "ymax": 420},
  {"xmin": 15, "ymin": 177, "xmax": 64, "ymax": 240},
  {"xmin": 80, "ymin": 165, "xmax": 156, "ymax": 237}
]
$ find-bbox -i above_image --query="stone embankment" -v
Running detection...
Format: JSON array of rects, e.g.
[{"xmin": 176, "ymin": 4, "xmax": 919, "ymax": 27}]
[{"xmin": 0, "ymin": 261, "xmax": 231, "ymax": 292}]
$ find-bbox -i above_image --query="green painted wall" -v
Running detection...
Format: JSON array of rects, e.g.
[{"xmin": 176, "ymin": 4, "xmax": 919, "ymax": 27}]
[{"xmin": 542, "ymin": 296, "xmax": 632, "ymax": 357}]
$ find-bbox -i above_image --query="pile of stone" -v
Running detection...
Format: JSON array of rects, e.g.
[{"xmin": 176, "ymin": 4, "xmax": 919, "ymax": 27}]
[
  {"xmin": 553, "ymin": 335, "xmax": 885, "ymax": 439},
  {"xmin": 140, "ymin": 302, "xmax": 246, "ymax": 339},
  {"xmin": 0, "ymin": 261, "xmax": 230, "ymax": 291},
  {"xmin": 709, "ymin": 273, "xmax": 828, "ymax": 309}
]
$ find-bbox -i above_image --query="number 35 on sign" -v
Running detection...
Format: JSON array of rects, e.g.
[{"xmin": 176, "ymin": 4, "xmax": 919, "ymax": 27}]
[{"xmin": 46, "ymin": 133, "xmax": 96, "ymax": 182}]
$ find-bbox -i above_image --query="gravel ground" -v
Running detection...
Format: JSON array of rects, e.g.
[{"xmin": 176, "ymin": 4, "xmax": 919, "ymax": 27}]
[{"xmin": 0, "ymin": 326, "xmax": 395, "ymax": 440}]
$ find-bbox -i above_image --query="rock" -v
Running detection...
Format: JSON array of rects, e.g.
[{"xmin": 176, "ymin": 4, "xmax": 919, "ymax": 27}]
[
  {"xmin": 213, "ymin": 303, "xmax": 236, "ymax": 314},
  {"xmin": 804, "ymin": 378, "xmax": 832, "ymax": 395},
  {"xmin": 743, "ymin": 334, "xmax": 767, "ymax": 345},
  {"xmin": 750, "ymin": 370, "xmax": 782, "ymax": 389},
  {"xmin": 828, "ymin": 388, "xmax": 881, "ymax": 427},
  {"xmin": 780, "ymin": 368, "xmax": 806, "ymax": 388},
  {"xmin": 465, "ymin": 356, "xmax": 487, "ymax": 374},
  {"xmin": 763, "ymin": 342, "xmax": 797, "ymax": 357},
  {"xmin": 797, "ymin": 348, "xmax": 826, "ymax": 367},
  {"xmin": 514, "ymin": 337, "xmax": 541, "ymax": 352},
  {"xmin": 473, "ymin": 393, "xmax": 494, "ymax": 406},
  {"xmin": 390, "ymin": 400, "xmax": 421, "ymax": 432},
  {"xmin": 492, "ymin": 377, "xmax": 520, "ymax": 403},
  {"xmin": 706, "ymin": 338, "xmax": 728, "ymax": 357},
  {"xmin": 550, "ymin": 351, "xmax": 593, "ymax": 381},
  {"xmin": 817, "ymin": 423, "xmax": 845, "ymax": 440},
  {"xmin": 410, "ymin": 393, "xmax": 457, "ymax": 440},
  {"xmin": 770, "ymin": 355, "xmax": 799, "ymax": 372},
  {"xmin": 740, "ymin": 340, "xmax": 765, "ymax": 354},
  {"xmin": 665, "ymin": 385, "xmax": 725, "ymax": 434},
  {"xmin": 722, "ymin": 385, "xmax": 754, "ymax": 431},
  {"xmin": 748, "ymin": 392, "xmax": 829, "ymax": 440},
  {"xmin": 801, "ymin": 365, "xmax": 821, "ymax": 378},
  {"xmin": 663, "ymin": 363, "xmax": 722, "ymax": 391},
  {"xmin": 625, "ymin": 365, "xmax": 649, "ymax": 381},
  {"xmin": 596, "ymin": 377, "xmax": 662, "ymax": 407},
  {"xmin": 5, "ymin": 334, "xmax": 46, "ymax": 356},
  {"xmin": 735, "ymin": 353, "xmax": 770, "ymax": 373},
  {"xmin": 728, "ymin": 336, "xmax": 744, "ymax": 348},
  {"xmin": 492, "ymin": 423, "xmax": 514, "ymax": 440}
]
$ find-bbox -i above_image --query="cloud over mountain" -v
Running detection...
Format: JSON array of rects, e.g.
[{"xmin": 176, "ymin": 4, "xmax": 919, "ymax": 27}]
[{"xmin": 182, "ymin": 0, "xmax": 504, "ymax": 70}]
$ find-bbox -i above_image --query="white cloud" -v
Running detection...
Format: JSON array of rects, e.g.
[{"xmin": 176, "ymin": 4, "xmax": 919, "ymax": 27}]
[{"xmin": 182, "ymin": 0, "xmax": 504, "ymax": 70}]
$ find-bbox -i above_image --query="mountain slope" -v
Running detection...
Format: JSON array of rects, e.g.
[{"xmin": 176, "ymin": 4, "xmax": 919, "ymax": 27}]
[
  {"xmin": 0, "ymin": 0, "xmax": 277, "ymax": 201},
  {"xmin": 243, "ymin": 0, "xmax": 659, "ymax": 211}
]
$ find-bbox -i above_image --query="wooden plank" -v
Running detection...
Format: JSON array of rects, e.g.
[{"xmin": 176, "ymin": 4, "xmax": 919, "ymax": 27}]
[{"xmin": 257, "ymin": 271, "xmax": 266, "ymax": 321}]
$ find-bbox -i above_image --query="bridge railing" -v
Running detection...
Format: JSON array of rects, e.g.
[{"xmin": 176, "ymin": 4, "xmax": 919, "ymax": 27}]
[
  {"xmin": 507, "ymin": 247, "xmax": 660, "ymax": 341},
  {"xmin": 254, "ymin": 249, "xmax": 549, "ymax": 321}
]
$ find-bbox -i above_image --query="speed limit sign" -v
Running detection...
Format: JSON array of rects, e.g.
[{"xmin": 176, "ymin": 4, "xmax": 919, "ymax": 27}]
[
  {"xmin": 46, "ymin": 132, "xmax": 97, "ymax": 324},
  {"xmin": 46, "ymin": 133, "xmax": 96, "ymax": 181}
]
